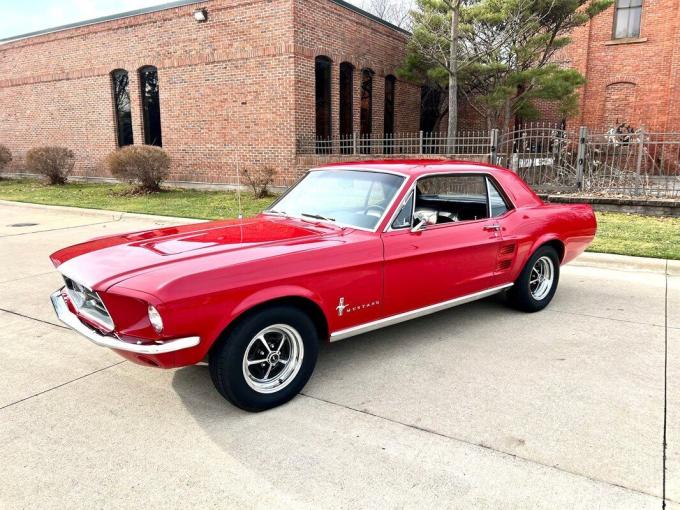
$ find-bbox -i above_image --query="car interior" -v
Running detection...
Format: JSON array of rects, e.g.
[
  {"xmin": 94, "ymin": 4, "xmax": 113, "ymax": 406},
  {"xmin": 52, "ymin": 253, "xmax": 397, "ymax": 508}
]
[
  {"xmin": 392, "ymin": 174, "xmax": 511, "ymax": 229},
  {"xmin": 415, "ymin": 189, "xmax": 489, "ymax": 223}
]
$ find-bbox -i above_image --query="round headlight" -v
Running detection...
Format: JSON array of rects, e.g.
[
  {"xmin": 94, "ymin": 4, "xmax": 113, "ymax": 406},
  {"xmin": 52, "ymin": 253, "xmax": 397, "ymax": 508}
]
[{"xmin": 147, "ymin": 304, "xmax": 164, "ymax": 333}]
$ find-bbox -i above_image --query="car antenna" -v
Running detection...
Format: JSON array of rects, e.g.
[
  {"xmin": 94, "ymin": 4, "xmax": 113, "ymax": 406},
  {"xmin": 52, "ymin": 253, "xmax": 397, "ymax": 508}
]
[{"xmin": 235, "ymin": 152, "xmax": 243, "ymax": 219}]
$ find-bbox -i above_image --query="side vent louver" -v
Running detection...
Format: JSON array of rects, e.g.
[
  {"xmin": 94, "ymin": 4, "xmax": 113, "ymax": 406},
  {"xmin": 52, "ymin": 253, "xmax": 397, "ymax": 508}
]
[
  {"xmin": 497, "ymin": 259, "xmax": 512, "ymax": 271},
  {"xmin": 499, "ymin": 244, "xmax": 515, "ymax": 255}
]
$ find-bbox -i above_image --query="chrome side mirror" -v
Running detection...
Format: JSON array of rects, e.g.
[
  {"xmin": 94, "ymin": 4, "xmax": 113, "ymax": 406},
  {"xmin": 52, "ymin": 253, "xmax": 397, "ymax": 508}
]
[
  {"xmin": 410, "ymin": 218, "xmax": 427, "ymax": 233},
  {"xmin": 411, "ymin": 210, "xmax": 435, "ymax": 233}
]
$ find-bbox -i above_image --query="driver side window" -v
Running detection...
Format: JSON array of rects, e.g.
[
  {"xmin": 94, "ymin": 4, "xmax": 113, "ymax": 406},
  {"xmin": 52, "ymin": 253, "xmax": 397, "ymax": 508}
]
[{"xmin": 415, "ymin": 174, "xmax": 489, "ymax": 224}]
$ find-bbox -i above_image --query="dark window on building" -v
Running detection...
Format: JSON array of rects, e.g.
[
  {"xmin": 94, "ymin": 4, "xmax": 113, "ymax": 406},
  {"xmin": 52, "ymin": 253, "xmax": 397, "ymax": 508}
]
[
  {"xmin": 360, "ymin": 68, "xmax": 374, "ymax": 153},
  {"xmin": 384, "ymin": 75, "xmax": 396, "ymax": 154},
  {"xmin": 339, "ymin": 62, "xmax": 354, "ymax": 154},
  {"xmin": 139, "ymin": 66, "xmax": 162, "ymax": 146},
  {"xmin": 613, "ymin": 0, "xmax": 642, "ymax": 39},
  {"xmin": 315, "ymin": 56, "xmax": 332, "ymax": 154},
  {"xmin": 111, "ymin": 69, "xmax": 133, "ymax": 147},
  {"xmin": 384, "ymin": 75, "xmax": 396, "ymax": 135},
  {"xmin": 420, "ymin": 86, "xmax": 441, "ymax": 133},
  {"xmin": 420, "ymin": 86, "xmax": 442, "ymax": 153}
]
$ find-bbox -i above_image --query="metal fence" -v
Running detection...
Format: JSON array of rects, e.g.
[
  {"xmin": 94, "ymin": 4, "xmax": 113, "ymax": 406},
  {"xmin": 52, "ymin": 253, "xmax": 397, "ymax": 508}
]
[
  {"xmin": 583, "ymin": 130, "xmax": 680, "ymax": 197},
  {"xmin": 298, "ymin": 131, "xmax": 491, "ymax": 157},
  {"xmin": 298, "ymin": 124, "xmax": 680, "ymax": 198}
]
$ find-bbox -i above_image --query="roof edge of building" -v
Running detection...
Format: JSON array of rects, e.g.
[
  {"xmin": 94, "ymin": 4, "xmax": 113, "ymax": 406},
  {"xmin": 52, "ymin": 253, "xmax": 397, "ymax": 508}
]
[{"xmin": 0, "ymin": 0, "xmax": 409, "ymax": 45}]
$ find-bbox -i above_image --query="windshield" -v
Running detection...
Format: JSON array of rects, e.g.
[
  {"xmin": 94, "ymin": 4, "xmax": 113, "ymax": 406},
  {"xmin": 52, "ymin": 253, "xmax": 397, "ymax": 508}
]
[{"xmin": 267, "ymin": 169, "xmax": 405, "ymax": 230}]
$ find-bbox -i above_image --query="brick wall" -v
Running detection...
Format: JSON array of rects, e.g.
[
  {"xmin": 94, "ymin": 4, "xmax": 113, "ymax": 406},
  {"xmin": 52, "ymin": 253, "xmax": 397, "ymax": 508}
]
[
  {"xmin": 457, "ymin": 1, "xmax": 680, "ymax": 133},
  {"xmin": 292, "ymin": 0, "xmax": 420, "ymax": 143},
  {"xmin": 562, "ymin": 0, "xmax": 680, "ymax": 132},
  {"xmin": 0, "ymin": 0, "xmax": 421, "ymax": 186}
]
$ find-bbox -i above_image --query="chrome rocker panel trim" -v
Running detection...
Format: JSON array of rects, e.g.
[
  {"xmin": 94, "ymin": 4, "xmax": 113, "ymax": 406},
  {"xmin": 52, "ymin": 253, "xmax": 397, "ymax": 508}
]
[
  {"xmin": 50, "ymin": 289, "xmax": 200, "ymax": 355},
  {"xmin": 330, "ymin": 283, "xmax": 513, "ymax": 342}
]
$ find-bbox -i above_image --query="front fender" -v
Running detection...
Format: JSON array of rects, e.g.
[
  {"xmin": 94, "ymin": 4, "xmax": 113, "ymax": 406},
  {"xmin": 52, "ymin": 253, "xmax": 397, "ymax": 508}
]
[
  {"xmin": 228, "ymin": 285, "xmax": 327, "ymax": 324},
  {"xmin": 199, "ymin": 285, "xmax": 330, "ymax": 350}
]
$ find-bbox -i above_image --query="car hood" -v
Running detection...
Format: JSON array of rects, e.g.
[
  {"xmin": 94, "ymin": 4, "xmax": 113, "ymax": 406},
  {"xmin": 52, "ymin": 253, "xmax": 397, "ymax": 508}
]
[{"xmin": 50, "ymin": 215, "xmax": 338, "ymax": 291}]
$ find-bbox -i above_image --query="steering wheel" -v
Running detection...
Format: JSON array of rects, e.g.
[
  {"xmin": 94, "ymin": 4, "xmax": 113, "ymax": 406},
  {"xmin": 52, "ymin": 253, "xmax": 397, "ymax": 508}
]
[{"xmin": 364, "ymin": 205, "xmax": 385, "ymax": 218}]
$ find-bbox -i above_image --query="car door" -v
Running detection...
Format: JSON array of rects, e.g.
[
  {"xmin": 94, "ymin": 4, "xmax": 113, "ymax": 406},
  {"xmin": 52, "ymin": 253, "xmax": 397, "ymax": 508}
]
[{"xmin": 381, "ymin": 173, "xmax": 505, "ymax": 317}]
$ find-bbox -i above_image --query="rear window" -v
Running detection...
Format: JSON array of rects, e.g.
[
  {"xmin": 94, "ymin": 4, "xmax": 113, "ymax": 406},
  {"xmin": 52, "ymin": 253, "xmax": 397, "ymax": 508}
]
[{"xmin": 487, "ymin": 178, "xmax": 510, "ymax": 217}]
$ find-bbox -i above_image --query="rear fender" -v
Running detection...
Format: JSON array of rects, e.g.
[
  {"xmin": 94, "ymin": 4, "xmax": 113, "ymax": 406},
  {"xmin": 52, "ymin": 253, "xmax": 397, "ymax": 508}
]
[
  {"xmin": 513, "ymin": 234, "xmax": 564, "ymax": 278},
  {"xmin": 528, "ymin": 234, "xmax": 564, "ymax": 262}
]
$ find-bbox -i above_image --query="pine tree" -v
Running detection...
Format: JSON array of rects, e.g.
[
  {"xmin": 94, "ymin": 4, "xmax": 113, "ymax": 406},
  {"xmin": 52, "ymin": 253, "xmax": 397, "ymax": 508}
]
[{"xmin": 398, "ymin": 0, "xmax": 612, "ymax": 131}]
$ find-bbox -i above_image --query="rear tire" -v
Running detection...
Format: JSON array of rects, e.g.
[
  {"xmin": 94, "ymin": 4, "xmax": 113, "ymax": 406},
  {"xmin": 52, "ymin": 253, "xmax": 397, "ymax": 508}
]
[
  {"xmin": 209, "ymin": 305, "xmax": 319, "ymax": 412},
  {"xmin": 506, "ymin": 245, "xmax": 560, "ymax": 313}
]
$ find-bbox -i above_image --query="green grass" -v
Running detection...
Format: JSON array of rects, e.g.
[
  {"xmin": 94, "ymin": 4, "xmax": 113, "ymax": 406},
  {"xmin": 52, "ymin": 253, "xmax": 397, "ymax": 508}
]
[
  {"xmin": 0, "ymin": 179, "xmax": 274, "ymax": 220},
  {"xmin": 0, "ymin": 179, "xmax": 678, "ymax": 260},
  {"xmin": 589, "ymin": 211, "xmax": 680, "ymax": 260}
]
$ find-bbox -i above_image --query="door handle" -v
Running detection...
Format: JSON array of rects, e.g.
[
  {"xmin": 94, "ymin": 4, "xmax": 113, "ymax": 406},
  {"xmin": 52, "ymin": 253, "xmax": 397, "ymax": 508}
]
[{"xmin": 483, "ymin": 224, "xmax": 501, "ymax": 231}]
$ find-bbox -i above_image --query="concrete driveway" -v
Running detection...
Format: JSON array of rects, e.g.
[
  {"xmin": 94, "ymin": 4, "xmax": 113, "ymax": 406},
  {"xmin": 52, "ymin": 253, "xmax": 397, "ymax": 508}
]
[{"xmin": 0, "ymin": 201, "xmax": 677, "ymax": 509}]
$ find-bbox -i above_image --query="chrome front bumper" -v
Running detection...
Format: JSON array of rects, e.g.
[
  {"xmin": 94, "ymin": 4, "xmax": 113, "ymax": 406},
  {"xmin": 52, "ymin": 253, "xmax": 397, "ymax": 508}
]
[{"xmin": 50, "ymin": 289, "xmax": 200, "ymax": 355}]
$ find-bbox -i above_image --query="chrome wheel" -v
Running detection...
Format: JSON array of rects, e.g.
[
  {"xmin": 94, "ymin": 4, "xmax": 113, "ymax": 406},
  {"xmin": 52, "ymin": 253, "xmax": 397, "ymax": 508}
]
[
  {"xmin": 529, "ymin": 256, "xmax": 554, "ymax": 300},
  {"xmin": 242, "ymin": 324, "xmax": 304, "ymax": 394}
]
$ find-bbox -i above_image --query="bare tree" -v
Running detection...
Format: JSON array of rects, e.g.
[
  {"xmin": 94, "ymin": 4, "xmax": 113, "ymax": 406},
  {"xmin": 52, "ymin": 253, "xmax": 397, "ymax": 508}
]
[{"xmin": 361, "ymin": 0, "xmax": 414, "ymax": 29}]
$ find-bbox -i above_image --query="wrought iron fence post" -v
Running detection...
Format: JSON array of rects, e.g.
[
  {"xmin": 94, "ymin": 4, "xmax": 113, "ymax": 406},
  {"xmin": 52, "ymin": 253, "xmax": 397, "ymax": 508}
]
[
  {"xmin": 419, "ymin": 131, "xmax": 424, "ymax": 155},
  {"xmin": 576, "ymin": 126, "xmax": 587, "ymax": 191},
  {"xmin": 635, "ymin": 127, "xmax": 645, "ymax": 194},
  {"xmin": 490, "ymin": 129, "xmax": 499, "ymax": 165}
]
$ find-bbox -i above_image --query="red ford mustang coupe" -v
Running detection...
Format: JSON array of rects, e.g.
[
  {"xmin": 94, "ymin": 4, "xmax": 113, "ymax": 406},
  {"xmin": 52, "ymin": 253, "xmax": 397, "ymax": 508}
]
[{"xmin": 50, "ymin": 161, "xmax": 596, "ymax": 411}]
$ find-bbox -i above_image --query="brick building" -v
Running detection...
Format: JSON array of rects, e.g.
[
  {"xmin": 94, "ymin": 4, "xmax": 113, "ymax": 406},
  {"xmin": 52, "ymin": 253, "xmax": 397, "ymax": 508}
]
[
  {"xmin": 561, "ymin": 0, "xmax": 680, "ymax": 132},
  {"xmin": 453, "ymin": 1, "xmax": 680, "ymax": 134},
  {"xmin": 0, "ymin": 0, "xmax": 421, "ymax": 185}
]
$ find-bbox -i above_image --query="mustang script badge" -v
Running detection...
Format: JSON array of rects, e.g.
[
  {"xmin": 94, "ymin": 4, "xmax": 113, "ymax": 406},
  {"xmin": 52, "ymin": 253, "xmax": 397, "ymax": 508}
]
[{"xmin": 336, "ymin": 297, "xmax": 380, "ymax": 316}]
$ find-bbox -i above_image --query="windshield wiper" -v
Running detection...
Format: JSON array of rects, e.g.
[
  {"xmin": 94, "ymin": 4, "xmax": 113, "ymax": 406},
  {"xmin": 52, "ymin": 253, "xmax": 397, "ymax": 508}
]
[
  {"xmin": 301, "ymin": 212, "xmax": 335, "ymax": 222},
  {"xmin": 265, "ymin": 209, "xmax": 288, "ymax": 216}
]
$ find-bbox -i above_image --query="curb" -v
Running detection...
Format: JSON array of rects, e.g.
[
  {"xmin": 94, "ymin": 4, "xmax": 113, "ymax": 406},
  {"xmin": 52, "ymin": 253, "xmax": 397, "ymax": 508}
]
[
  {"xmin": 570, "ymin": 251, "xmax": 679, "ymax": 275},
  {"xmin": 0, "ymin": 199, "xmax": 205, "ymax": 224}
]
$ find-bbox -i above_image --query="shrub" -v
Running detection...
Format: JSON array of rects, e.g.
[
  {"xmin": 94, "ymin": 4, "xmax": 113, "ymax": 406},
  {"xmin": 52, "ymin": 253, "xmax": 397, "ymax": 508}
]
[
  {"xmin": 0, "ymin": 145, "xmax": 11, "ymax": 172},
  {"xmin": 26, "ymin": 147, "xmax": 74, "ymax": 185},
  {"xmin": 105, "ymin": 145, "xmax": 170, "ymax": 192},
  {"xmin": 243, "ymin": 166, "xmax": 276, "ymax": 198}
]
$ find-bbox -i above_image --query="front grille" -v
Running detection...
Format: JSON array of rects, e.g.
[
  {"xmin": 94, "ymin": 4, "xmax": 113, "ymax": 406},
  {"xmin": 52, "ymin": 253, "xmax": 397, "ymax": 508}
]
[{"xmin": 63, "ymin": 276, "xmax": 114, "ymax": 330}]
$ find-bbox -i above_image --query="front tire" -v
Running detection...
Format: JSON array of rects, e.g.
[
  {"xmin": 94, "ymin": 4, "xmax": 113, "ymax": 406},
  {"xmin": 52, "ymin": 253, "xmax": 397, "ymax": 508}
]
[
  {"xmin": 209, "ymin": 306, "xmax": 319, "ymax": 412},
  {"xmin": 506, "ymin": 245, "xmax": 560, "ymax": 313}
]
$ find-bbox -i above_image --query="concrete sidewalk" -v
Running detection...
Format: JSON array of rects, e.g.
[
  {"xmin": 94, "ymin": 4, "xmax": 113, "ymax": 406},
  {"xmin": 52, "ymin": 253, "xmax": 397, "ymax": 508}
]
[{"xmin": 0, "ymin": 201, "xmax": 677, "ymax": 509}]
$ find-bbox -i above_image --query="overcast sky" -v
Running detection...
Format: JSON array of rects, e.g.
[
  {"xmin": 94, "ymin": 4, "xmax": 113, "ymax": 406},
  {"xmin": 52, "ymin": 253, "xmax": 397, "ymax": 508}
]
[
  {"xmin": 0, "ymin": 0, "xmax": 185, "ymax": 39},
  {"xmin": 0, "ymin": 0, "xmax": 370, "ymax": 40}
]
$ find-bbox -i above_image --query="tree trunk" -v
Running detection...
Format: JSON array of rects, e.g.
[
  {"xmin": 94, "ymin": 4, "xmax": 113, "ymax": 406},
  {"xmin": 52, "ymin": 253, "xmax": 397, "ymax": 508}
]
[
  {"xmin": 447, "ymin": 0, "xmax": 459, "ymax": 153},
  {"xmin": 503, "ymin": 97, "xmax": 512, "ymax": 132}
]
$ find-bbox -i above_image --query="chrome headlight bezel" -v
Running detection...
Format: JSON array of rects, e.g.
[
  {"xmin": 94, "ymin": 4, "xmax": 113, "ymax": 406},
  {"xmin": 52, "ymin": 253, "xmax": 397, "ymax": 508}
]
[{"xmin": 147, "ymin": 304, "xmax": 164, "ymax": 333}]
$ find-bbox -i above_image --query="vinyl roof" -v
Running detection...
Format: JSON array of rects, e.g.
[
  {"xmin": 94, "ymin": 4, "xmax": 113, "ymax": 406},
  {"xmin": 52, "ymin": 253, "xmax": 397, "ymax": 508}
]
[{"xmin": 316, "ymin": 160, "xmax": 504, "ymax": 176}]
